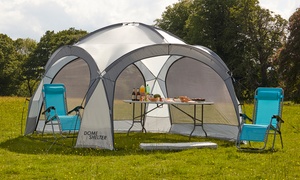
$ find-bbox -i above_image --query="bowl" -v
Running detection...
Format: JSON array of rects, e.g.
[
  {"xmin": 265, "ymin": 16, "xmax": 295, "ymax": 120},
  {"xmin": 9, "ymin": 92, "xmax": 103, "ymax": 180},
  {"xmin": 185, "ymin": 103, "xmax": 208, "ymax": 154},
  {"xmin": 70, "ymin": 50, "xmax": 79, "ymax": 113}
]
[{"xmin": 150, "ymin": 97, "xmax": 160, "ymax": 102}]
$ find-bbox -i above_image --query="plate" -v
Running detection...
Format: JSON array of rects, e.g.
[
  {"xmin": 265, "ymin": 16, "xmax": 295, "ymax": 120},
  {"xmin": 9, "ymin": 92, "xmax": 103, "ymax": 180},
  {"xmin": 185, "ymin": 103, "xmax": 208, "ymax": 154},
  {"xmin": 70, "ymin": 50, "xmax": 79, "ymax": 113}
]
[
  {"xmin": 191, "ymin": 98, "xmax": 205, "ymax": 101},
  {"xmin": 187, "ymin": 101, "xmax": 196, "ymax": 103}
]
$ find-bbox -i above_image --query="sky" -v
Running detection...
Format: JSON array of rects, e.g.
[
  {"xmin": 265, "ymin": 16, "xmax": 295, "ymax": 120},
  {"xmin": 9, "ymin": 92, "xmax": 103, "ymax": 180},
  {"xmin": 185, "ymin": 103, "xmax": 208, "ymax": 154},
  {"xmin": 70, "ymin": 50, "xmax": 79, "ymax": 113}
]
[{"xmin": 0, "ymin": 0, "xmax": 299, "ymax": 41}]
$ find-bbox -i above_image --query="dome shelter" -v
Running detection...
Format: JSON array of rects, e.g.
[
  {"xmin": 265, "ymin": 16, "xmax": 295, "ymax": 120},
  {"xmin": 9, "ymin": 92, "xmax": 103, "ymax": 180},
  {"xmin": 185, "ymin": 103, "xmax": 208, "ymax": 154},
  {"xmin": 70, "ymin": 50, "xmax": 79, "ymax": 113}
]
[{"xmin": 25, "ymin": 22, "xmax": 241, "ymax": 150}]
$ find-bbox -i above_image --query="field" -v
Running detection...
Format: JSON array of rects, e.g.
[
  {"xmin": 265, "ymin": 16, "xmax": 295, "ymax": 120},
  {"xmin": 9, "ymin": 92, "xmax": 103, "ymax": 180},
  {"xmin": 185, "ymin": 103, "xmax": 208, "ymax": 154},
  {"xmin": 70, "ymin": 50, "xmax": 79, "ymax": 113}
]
[{"xmin": 0, "ymin": 97, "xmax": 299, "ymax": 179}]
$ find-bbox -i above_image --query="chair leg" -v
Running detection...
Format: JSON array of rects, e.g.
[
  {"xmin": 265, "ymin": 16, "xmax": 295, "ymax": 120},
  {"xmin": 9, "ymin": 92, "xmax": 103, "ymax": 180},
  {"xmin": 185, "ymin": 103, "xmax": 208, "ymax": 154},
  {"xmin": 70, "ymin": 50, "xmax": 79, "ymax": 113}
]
[
  {"xmin": 69, "ymin": 116, "xmax": 79, "ymax": 146},
  {"xmin": 271, "ymin": 131, "xmax": 277, "ymax": 150},
  {"xmin": 47, "ymin": 124, "xmax": 58, "ymax": 153},
  {"xmin": 50, "ymin": 120, "xmax": 57, "ymax": 139},
  {"xmin": 279, "ymin": 132, "xmax": 283, "ymax": 149},
  {"xmin": 42, "ymin": 123, "xmax": 47, "ymax": 137}
]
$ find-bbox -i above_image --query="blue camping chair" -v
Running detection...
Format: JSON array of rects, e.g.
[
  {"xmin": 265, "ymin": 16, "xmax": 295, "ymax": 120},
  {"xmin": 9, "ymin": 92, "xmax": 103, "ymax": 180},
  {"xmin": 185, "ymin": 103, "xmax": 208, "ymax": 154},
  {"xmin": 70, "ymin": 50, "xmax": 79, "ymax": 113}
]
[
  {"xmin": 236, "ymin": 87, "xmax": 284, "ymax": 151},
  {"xmin": 42, "ymin": 84, "xmax": 83, "ymax": 138}
]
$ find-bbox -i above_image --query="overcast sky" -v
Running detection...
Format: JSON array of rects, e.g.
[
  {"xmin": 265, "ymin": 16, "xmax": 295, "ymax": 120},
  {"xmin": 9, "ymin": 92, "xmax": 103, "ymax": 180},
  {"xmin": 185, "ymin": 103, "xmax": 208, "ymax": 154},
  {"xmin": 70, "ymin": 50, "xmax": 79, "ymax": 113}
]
[{"xmin": 0, "ymin": 0, "xmax": 299, "ymax": 41}]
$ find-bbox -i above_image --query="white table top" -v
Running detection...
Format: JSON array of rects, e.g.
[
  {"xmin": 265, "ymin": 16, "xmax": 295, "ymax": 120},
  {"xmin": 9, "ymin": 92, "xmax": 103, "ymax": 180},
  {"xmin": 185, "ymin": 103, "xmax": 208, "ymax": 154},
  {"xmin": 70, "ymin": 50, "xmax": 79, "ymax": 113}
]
[{"xmin": 123, "ymin": 100, "xmax": 214, "ymax": 105}]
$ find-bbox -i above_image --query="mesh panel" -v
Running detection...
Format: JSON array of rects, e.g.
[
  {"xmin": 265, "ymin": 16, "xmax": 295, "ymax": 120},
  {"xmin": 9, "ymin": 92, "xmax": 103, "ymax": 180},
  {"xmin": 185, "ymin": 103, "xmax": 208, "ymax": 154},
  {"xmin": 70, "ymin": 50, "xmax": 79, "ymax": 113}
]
[
  {"xmin": 114, "ymin": 64, "xmax": 144, "ymax": 120},
  {"xmin": 166, "ymin": 57, "xmax": 237, "ymax": 125},
  {"xmin": 52, "ymin": 58, "xmax": 90, "ymax": 109}
]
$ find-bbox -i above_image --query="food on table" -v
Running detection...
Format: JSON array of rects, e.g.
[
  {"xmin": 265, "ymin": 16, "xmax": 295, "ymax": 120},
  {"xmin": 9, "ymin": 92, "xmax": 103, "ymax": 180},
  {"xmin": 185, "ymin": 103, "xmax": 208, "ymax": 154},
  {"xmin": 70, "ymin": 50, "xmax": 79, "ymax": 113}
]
[
  {"xmin": 149, "ymin": 97, "xmax": 159, "ymax": 102},
  {"xmin": 153, "ymin": 94, "xmax": 161, "ymax": 98},
  {"xmin": 179, "ymin": 96, "xmax": 191, "ymax": 102}
]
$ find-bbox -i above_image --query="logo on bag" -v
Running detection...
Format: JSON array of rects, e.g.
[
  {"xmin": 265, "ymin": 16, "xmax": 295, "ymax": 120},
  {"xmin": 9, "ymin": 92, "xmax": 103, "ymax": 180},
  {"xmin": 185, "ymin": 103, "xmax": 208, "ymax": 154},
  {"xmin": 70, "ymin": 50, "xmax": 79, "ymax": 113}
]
[{"xmin": 84, "ymin": 131, "xmax": 107, "ymax": 140}]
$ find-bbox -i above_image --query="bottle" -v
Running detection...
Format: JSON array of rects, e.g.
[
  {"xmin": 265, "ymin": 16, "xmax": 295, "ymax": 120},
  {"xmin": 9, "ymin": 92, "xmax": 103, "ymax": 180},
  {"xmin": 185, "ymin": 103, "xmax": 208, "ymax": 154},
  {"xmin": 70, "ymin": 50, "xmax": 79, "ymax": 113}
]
[
  {"xmin": 136, "ymin": 88, "xmax": 140, "ymax": 101},
  {"xmin": 146, "ymin": 84, "xmax": 151, "ymax": 94},
  {"xmin": 146, "ymin": 84, "xmax": 151, "ymax": 101},
  {"xmin": 131, "ymin": 88, "xmax": 136, "ymax": 101},
  {"xmin": 139, "ymin": 85, "xmax": 145, "ymax": 101},
  {"xmin": 140, "ymin": 85, "xmax": 145, "ymax": 95}
]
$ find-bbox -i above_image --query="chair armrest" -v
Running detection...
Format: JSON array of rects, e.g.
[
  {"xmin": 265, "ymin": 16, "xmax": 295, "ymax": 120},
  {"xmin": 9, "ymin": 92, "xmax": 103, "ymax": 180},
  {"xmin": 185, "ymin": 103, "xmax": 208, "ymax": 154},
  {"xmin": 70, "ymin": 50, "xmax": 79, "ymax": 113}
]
[
  {"xmin": 42, "ymin": 106, "xmax": 55, "ymax": 114},
  {"xmin": 270, "ymin": 115, "xmax": 284, "ymax": 133},
  {"xmin": 272, "ymin": 115, "xmax": 284, "ymax": 123},
  {"xmin": 240, "ymin": 113, "xmax": 253, "ymax": 122},
  {"xmin": 68, "ymin": 106, "xmax": 84, "ymax": 114}
]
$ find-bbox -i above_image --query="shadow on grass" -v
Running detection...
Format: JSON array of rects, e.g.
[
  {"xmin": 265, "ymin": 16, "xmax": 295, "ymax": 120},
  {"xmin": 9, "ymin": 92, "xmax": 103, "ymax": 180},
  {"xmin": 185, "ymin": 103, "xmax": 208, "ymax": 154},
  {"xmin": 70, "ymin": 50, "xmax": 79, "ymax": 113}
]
[
  {"xmin": 235, "ymin": 146, "xmax": 280, "ymax": 154},
  {"xmin": 0, "ymin": 133, "xmax": 234, "ymax": 156}
]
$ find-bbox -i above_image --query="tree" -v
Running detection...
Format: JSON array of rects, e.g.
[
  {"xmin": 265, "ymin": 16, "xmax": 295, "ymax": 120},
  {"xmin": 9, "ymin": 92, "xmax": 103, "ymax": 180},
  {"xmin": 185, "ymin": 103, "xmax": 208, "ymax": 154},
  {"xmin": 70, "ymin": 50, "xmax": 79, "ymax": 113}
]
[
  {"xmin": 0, "ymin": 34, "xmax": 21, "ymax": 95},
  {"xmin": 278, "ymin": 8, "xmax": 300, "ymax": 103},
  {"xmin": 156, "ymin": 0, "xmax": 257, "ymax": 99},
  {"xmin": 155, "ymin": 0, "xmax": 192, "ymax": 41},
  {"xmin": 245, "ymin": 7, "xmax": 287, "ymax": 87},
  {"xmin": 14, "ymin": 38, "xmax": 37, "ymax": 96},
  {"xmin": 232, "ymin": 2, "xmax": 287, "ymax": 98},
  {"xmin": 155, "ymin": 0, "xmax": 288, "ymax": 100}
]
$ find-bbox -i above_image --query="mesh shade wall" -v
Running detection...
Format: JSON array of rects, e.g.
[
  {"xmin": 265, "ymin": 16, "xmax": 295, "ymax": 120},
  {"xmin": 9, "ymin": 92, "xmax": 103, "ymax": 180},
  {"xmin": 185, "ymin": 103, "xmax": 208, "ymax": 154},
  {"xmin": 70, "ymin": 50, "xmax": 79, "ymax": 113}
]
[
  {"xmin": 166, "ymin": 58, "xmax": 237, "ymax": 125},
  {"xmin": 52, "ymin": 58, "xmax": 90, "ymax": 109}
]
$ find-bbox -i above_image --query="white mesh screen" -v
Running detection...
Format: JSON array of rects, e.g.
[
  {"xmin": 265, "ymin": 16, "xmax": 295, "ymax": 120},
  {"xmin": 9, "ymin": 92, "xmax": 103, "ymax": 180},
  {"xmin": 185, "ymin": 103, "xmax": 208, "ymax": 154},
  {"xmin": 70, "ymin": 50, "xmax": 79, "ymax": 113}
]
[
  {"xmin": 166, "ymin": 57, "xmax": 237, "ymax": 126},
  {"xmin": 52, "ymin": 58, "xmax": 90, "ymax": 109}
]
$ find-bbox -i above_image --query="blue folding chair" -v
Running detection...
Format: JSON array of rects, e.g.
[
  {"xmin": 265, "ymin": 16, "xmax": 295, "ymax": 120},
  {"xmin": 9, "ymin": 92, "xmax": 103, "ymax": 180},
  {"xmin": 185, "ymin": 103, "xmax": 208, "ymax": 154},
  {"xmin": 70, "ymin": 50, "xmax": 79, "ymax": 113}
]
[
  {"xmin": 42, "ymin": 84, "xmax": 83, "ymax": 138},
  {"xmin": 236, "ymin": 87, "xmax": 284, "ymax": 151}
]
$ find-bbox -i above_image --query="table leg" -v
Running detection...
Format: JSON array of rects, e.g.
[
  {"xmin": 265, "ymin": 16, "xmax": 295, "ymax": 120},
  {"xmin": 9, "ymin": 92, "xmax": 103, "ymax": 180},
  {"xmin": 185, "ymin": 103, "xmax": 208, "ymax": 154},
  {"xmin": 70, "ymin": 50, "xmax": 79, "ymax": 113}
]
[
  {"xmin": 189, "ymin": 104, "xmax": 207, "ymax": 139},
  {"xmin": 127, "ymin": 102, "xmax": 148, "ymax": 135},
  {"xmin": 189, "ymin": 105, "xmax": 197, "ymax": 140},
  {"xmin": 140, "ymin": 103, "xmax": 147, "ymax": 133},
  {"xmin": 127, "ymin": 102, "xmax": 164, "ymax": 135},
  {"xmin": 127, "ymin": 103, "xmax": 135, "ymax": 135},
  {"xmin": 201, "ymin": 104, "xmax": 208, "ymax": 137}
]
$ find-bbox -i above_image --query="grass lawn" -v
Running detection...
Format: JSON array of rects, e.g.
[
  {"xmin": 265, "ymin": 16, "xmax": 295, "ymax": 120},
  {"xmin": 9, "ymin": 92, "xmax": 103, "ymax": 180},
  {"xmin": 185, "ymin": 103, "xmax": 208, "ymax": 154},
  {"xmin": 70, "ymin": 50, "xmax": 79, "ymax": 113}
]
[{"xmin": 0, "ymin": 97, "xmax": 299, "ymax": 179}]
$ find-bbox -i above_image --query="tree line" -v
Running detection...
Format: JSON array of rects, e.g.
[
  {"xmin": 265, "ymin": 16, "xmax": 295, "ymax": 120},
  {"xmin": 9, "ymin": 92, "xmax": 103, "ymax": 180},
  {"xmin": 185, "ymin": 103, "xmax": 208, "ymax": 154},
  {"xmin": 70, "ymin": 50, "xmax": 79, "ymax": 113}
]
[
  {"xmin": 0, "ymin": 28, "xmax": 87, "ymax": 97},
  {"xmin": 0, "ymin": 0, "xmax": 299, "ymax": 103},
  {"xmin": 155, "ymin": 0, "xmax": 299, "ymax": 103}
]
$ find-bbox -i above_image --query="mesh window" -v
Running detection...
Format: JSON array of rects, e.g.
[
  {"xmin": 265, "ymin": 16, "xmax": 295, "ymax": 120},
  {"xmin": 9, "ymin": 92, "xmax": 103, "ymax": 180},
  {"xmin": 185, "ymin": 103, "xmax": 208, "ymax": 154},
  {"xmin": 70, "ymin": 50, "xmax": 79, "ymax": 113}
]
[
  {"xmin": 166, "ymin": 57, "xmax": 237, "ymax": 125},
  {"xmin": 52, "ymin": 58, "xmax": 90, "ymax": 109},
  {"xmin": 114, "ymin": 64, "xmax": 144, "ymax": 120}
]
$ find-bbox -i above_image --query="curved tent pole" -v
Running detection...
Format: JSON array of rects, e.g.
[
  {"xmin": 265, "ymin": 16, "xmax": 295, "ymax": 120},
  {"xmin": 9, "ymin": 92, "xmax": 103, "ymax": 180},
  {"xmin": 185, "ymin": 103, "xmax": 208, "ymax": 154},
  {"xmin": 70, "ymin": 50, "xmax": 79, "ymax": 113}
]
[
  {"xmin": 43, "ymin": 45, "xmax": 100, "ymax": 103},
  {"xmin": 25, "ymin": 45, "xmax": 100, "ymax": 135}
]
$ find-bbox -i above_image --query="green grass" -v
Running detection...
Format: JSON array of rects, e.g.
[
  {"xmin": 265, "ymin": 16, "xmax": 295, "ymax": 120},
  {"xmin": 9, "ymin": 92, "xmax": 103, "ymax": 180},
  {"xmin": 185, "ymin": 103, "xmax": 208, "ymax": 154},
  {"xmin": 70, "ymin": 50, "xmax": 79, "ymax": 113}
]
[{"xmin": 0, "ymin": 97, "xmax": 300, "ymax": 179}]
